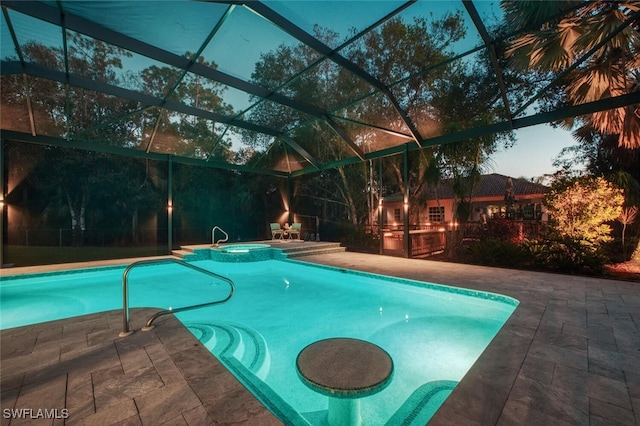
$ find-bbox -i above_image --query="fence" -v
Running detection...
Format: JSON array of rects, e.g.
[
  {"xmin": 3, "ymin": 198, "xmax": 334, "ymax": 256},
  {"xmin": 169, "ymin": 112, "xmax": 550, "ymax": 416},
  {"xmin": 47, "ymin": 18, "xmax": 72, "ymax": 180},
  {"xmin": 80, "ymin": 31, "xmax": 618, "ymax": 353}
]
[
  {"xmin": 410, "ymin": 230, "xmax": 447, "ymax": 256},
  {"xmin": 379, "ymin": 219, "xmax": 545, "ymax": 258},
  {"xmin": 8, "ymin": 227, "xmax": 164, "ymax": 247},
  {"xmin": 6, "ymin": 225, "xmax": 288, "ymax": 248}
]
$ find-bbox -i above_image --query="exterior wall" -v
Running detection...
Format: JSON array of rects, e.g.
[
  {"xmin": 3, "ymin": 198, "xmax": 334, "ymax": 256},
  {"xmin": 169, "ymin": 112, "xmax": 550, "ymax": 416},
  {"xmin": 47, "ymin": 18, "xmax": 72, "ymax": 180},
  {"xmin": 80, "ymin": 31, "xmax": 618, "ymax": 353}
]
[
  {"xmin": 382, "ymin": 203, "xmax": 406, "ymax": 230},
  {"xmin": 384, "ymin": 199, "xmax": 455, "ymax": 227},
  {"xmin": 386, "ymin": 194, "xmax": 547, "ymax": 227},
  {"xmin": 470, "ymin": 195, "xmax": 547, "ymax": 222},
  {"xmin": 379, "ymin": 177, "xmax": 549, "ymax": 259},
  {"xmin": 424, "ymin": 199, "xmax": 455, "ymax": 223}
]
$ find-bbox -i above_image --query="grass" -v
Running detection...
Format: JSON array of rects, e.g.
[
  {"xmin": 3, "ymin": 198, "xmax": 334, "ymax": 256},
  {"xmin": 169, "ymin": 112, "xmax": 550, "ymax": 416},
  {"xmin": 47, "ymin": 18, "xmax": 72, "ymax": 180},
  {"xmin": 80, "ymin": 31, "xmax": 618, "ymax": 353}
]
[{"xmin": 3, "ymin": 245, "xmax": 169, "ymax": 267}]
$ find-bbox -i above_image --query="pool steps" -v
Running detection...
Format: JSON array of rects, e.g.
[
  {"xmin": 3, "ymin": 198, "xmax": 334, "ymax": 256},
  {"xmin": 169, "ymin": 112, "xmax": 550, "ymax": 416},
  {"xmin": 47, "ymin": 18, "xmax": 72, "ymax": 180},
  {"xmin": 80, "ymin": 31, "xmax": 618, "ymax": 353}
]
[
  {"xmin": 186, "ymin": 322, "xmax": 312, "ymax": 425},
  {"xmin": 280, "ymin": 243, "xmax": 346, "ymax": 258},
  {"xmin": 172, "ymin": 248, "xmax": 198, "ymax": 258},
  {"xmin": 185, "ymin": 321, "xmax": 271, "ymax": 380},
  {"xmin": 186, "ymin": 323, "xmax": 456, "ymax": 425},
  {"xmin": 384, "ymin": 380, "xmax": 458, "ymax": 425},
  {"xmin": 224, "ymin": 357, "xmax": 312, "ymax": 426},
  {"xmin": 299, "ymin": 381, "xmax": 458, "ymax": 425}
]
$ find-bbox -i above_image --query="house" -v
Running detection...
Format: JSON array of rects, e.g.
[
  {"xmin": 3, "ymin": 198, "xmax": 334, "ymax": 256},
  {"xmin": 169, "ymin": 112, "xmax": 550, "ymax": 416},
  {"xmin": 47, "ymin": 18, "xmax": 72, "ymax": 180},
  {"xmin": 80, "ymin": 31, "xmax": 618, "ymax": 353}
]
[
  {"xmin": 382, "ymin": 173, "xmax": 550, "ymax": 228},
  {"xmin": 379, "ymin": 174, "xmax": 550, "ymax": 257}
]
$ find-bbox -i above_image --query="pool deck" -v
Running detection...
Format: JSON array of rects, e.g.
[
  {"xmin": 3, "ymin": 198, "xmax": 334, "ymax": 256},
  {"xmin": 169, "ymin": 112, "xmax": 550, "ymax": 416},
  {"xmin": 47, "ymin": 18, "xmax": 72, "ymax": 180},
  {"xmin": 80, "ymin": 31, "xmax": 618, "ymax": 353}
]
[{"xmin": 1, "ymin": 246, "xmax": 639, "ymax": 425}]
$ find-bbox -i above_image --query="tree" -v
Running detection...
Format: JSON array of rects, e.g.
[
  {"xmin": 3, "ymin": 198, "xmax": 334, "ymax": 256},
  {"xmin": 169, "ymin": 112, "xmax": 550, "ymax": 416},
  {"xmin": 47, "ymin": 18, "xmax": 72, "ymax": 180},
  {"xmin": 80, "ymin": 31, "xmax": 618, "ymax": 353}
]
[
  {"xmin": 7, "ymin": 34, "xmax": 235, "ymax": 246},
  {"xmin": 502, "ymin": 1, "xmax": 640, "ymax": 149},
  {"xmin": 139, "ymin": 57, "xmax": 234, "ymax": 160},
  {"xmin": 8, "ymin": 34, "xmax": 141, "ymax": 244},
  {"xmin": 505, "ymin": 1, "xmax": 640, "ymax": 263},
  {"xmin": 246, "ymin": 13, "xmax": 519, "ymax": 227},
  {"xmin": 544, "ymin": 175, "xmax": 624, "ymax": 247},
  {"xmin": 553, "ymin": 121, "xmax": 640, "ymax": 260},
  {"xmin": 617, "ymin": 206, "xmax": 638, "ymax": 260},
  {"xmin": 555, "ymin": 129, "xmax": 640, "ymax": 195}
]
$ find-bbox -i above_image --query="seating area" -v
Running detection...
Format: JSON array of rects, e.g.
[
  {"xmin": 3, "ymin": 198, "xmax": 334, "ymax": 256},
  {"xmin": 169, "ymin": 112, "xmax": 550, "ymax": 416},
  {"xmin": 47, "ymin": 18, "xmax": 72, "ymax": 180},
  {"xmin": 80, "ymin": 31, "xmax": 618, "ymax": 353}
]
[
  {"xmin": 270, "ymin": 223, "xmax": 284, "ymax": 240},
  {"xmin": 288, "ymin": 223, "xmax": 301, "ymax": 240},
  {"xmin": 270, "ymin": 223, "xmax": 302, "ymax": 240}
]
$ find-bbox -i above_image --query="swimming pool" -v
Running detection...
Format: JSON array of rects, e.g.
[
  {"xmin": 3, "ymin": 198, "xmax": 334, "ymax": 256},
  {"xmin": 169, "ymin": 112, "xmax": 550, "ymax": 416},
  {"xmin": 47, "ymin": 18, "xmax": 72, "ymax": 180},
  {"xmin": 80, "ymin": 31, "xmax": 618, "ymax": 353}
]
[{"xmin": 0, "ymin": 256, "xmax": 518, "ymax": 425}]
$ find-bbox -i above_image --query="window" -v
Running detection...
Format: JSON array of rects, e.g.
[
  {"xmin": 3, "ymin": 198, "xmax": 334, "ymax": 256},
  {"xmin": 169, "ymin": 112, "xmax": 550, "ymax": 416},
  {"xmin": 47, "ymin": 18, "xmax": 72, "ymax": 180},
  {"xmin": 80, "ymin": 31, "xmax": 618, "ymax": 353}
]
[
  {"xmin": 393, "ymin": 208, "xmax": 401, "ymax": 222},
  {"xmin": 428, "ymin": 206, "xmax": 445, "ymax": 222}
]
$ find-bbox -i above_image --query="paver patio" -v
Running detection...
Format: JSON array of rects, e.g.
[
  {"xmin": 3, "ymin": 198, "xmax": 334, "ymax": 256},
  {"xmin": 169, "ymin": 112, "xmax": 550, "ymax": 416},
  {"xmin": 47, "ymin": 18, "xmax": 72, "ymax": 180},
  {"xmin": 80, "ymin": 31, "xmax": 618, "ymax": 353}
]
[{"xmin": 1, "ymin": 249, "xmax": 638, "ymax": 425}]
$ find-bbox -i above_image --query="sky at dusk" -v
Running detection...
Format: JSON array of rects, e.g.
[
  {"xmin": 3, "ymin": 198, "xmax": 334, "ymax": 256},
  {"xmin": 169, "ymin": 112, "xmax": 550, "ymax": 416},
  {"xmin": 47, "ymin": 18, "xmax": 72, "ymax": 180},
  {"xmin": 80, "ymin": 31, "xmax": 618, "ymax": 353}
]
[{"xmin": 491, "ymin": 124, "xmax": 578, "ymax": 180}]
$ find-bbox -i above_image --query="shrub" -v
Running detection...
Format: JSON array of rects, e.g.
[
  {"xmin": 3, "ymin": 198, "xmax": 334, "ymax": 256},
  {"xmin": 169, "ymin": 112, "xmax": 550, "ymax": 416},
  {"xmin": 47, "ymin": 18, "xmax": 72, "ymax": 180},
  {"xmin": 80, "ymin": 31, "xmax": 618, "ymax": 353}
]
[
  {"xmin": 467, "ymin": 239, "xmax": 526, "ymax": 267},
  {"xmin": 467, "ymin": 236, "xmax": 609, "ymax": 275},
  {"xmin": 321, "ymin": 221, "xmax": 379, "ymax": 253},
  {"xmin": 479, "ymin": 218, "xmax": 524, "ymax": 243},
  {"xmin": 521, "ymin": 238, "xmax": 608, "ymax": 275},
  {"xmin": 603, "ymin": 236, "xmax": 640, "ymax": 263},
  {"xmin": 544, "ymin": 176, "xmax": 624, "ymax": 247},
  {"xmin": 632, "ymin": 242, "xmax": 640, "ymax": 263}
]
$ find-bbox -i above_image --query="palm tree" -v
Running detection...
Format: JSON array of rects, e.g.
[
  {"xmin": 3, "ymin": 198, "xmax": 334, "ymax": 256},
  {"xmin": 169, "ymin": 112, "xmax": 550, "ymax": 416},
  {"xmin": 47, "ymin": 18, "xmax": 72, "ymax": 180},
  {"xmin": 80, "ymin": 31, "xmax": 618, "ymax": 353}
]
[{"xmin": 502, "ymin": 1, "xmax": 640, "ymax": 149}]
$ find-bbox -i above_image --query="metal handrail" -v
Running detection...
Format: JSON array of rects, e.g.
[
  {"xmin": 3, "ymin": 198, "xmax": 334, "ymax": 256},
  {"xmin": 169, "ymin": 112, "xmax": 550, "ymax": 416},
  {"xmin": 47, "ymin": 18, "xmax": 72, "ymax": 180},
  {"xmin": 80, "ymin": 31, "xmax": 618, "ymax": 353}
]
[
  {"xmin": 119, "ymin": 258, "xmax": 235, "ymax": 337},
  {"xmin": 212, "ymin": 225, "xmax": 229, "ymax": 246}
]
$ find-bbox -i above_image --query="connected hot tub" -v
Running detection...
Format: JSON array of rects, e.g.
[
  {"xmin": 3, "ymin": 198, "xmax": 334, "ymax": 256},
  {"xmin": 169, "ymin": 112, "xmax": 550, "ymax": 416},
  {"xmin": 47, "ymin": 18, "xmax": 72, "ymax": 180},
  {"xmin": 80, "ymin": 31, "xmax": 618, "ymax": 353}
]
[
  {"xmin": 219, "ymin": 243, "xmax": 271, "ymax": 253},
  {"xmin": 211, "ymin": 244, "xmax": 280, "ymax": 262}
]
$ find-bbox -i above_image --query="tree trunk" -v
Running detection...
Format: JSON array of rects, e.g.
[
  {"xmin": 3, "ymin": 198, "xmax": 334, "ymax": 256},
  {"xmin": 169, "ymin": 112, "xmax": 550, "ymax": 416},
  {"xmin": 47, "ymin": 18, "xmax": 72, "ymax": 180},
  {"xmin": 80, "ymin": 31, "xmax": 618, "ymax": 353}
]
[
  {"xmin": 78, "ymin": 191, "xmax": 88, "ymax": 246},
  {"xmin": 66, "ymin": 190, "xmax": 88, "ymax": 246},
  {"xmin": 367, "ymin": 161, "xmax": 373, "ymax": 228},
  {"xmin": 337, "ymin": 167, "xmax": 358, "ymax": 225},
  {"xmin": 66, "ymin": 192, "xmax": 82, "ymax": 246},
  {"xmin": 132, "ymin": 208, "xmax": 139, "ymax": 244}
]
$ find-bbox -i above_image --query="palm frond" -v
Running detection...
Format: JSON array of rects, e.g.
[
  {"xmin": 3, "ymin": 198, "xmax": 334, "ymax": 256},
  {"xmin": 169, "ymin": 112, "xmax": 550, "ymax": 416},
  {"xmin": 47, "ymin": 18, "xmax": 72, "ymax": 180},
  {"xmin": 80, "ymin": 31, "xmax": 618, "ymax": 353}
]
[{"xmin": 619, "ymin": 105, "xmax": 640, "ymax": 149}]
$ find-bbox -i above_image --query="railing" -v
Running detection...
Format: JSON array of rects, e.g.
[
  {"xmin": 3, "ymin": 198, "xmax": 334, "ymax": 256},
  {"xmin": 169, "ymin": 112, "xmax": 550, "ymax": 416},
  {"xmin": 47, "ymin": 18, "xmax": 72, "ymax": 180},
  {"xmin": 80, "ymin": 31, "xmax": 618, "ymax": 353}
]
[
  {"xmin": 381, "ymin": 229, "xmax": 446, "ymax": 258},
  {"xmin": 410, "ymin": 230, "xmax": 446, "ymax": 256},
  {"xmin": 211, "ymin": 226, "xmax": 229, "ymax": 246},
  {"xmin": 119, "ymin": 258, "xmax": 235, "ymax": 337}
]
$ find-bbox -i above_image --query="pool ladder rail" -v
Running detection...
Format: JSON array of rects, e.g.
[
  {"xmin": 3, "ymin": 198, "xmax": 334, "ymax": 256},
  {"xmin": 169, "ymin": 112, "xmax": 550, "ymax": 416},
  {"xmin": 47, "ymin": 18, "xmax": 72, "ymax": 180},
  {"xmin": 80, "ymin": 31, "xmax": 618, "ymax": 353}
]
[
  {"xmin": 119, "ymin": 258, "xmax": 235, "ymax": 337},
  {"xmin": 212, "ymin": 226, "xmax": 228, "ymax": 247}
]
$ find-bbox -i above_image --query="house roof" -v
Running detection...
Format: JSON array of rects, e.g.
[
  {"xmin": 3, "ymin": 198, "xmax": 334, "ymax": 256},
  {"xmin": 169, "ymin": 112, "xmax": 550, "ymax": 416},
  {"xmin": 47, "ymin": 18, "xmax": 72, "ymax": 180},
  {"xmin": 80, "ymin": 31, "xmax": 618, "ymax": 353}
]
[
  {"xmin": 384, "ymin": 173, "xmax": 549, "ymax": 203},
  {"xmin": 426, "ymin": 173, "xmax": 549, "ymax": 200}
]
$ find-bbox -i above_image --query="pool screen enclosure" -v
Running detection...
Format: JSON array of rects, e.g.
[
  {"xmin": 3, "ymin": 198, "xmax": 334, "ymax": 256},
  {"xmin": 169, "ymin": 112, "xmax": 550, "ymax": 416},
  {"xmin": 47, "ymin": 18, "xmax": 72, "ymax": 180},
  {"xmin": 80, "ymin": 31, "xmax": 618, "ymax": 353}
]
[{"xmin": 1, "ymin": 0, "xmax": 638, "ymax": 175}]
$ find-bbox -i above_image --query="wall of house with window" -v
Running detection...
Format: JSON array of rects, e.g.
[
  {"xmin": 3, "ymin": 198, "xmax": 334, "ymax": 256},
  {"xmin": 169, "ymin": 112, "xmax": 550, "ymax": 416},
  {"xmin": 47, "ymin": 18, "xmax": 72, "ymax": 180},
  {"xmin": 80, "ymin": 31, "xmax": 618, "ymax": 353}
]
[
  {"xmin": 383, "ymin": 198, "xmax": 454, "ymax": 229},
  {"xmin": 380, "ymin": 205, "xmax": 405, "ymax": 230},
  {"xmin": 466, "ymin": 195, "xmax": 547, "ymax": 222},
  {"xmin": 381, "ymin": 189, "xmax": 548, "ymax": 231},
  {"xmin": 424, "ymin": 199, "xmax": 454, "ymax": 224}
]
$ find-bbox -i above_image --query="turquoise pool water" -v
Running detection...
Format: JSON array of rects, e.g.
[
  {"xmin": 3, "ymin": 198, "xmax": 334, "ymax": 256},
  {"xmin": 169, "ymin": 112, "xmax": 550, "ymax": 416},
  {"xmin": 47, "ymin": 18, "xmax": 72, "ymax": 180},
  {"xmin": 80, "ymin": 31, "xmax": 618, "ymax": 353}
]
[{"xmin": 0, "ymin": 256, "xmax": 518, "ymax": 425}]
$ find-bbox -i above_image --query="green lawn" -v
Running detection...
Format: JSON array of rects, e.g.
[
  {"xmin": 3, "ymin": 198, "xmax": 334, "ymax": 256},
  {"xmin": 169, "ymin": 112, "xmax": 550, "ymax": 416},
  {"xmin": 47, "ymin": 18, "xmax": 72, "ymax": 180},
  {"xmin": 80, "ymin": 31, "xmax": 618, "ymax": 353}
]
[{"xmin": 3, "ymin": 245, "xmax": 169, "ymax": 267}]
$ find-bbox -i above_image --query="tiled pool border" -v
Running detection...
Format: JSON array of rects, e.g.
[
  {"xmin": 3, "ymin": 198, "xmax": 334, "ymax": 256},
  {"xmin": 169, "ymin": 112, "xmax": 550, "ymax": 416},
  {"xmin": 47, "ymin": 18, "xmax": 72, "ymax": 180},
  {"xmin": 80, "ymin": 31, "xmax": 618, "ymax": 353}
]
[
  {"xmin": 0, "ymin": 263, "xmax": 127, "ymax": 281},
  {"xmin": 283, "ymin": 258, "xmax": 520, "ymax": 307}
]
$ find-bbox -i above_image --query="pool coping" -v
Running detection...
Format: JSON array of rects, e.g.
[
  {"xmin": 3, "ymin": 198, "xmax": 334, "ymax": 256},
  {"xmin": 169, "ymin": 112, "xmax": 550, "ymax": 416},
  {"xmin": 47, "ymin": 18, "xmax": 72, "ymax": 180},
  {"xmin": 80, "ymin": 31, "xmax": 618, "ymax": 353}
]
[
  {"xmin": 0, "ymin": 308, "xmax": 283, "ymax": 425},
  {"xmin": 1, "ymin": 250, "xmax": 639, "ymax": 425}
]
